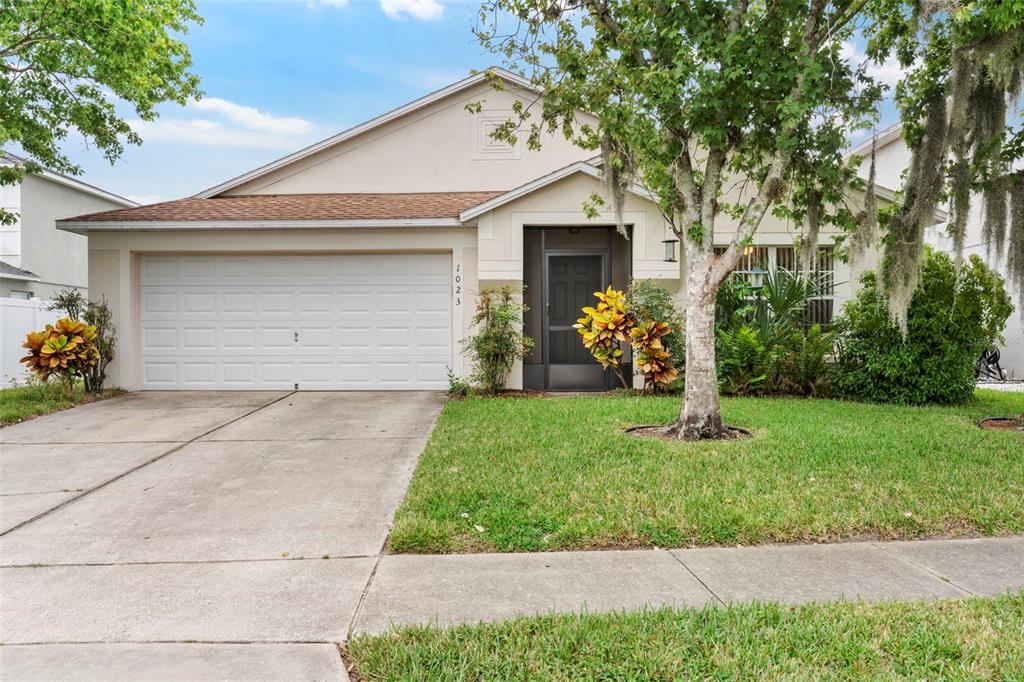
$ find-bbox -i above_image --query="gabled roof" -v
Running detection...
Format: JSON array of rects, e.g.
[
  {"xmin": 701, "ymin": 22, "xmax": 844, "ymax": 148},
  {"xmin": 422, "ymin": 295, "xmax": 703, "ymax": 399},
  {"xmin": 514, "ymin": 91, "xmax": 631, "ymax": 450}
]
[
  {"xmin": 0, "ymin": 152, "xmax": 137, "ymax": 208},
  {"xmin": 57, "ymin": 191, "xmax": 503, "ymax": 233},
  {"xmin": 847, "ymin": 122, "xmax": 903, "ymax": 159},
  {"xmin": 459, "ymin": 160, "xmax": 656, "ymax": 221},
  {"xmin": 0, "ymin": 260, "xmax": 40, "ymax": 282},
  {"xmin": 194, "ymin": 68, "xmax": 540, "ymax": 200}
]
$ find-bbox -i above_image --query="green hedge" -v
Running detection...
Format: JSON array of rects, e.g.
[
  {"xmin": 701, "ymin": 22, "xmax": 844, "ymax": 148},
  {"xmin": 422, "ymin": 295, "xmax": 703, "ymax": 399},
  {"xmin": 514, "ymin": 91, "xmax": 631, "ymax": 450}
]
[{"xmin": 833, "ymin": 249, "xmax": 1012, "ymax": 405}]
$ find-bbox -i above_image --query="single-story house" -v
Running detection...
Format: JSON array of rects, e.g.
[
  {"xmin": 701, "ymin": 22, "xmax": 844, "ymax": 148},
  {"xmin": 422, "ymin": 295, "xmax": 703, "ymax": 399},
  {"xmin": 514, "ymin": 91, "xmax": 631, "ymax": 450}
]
[{"xmin": 59, "ymin": 69, "xmax": 889, "ymax": 392}]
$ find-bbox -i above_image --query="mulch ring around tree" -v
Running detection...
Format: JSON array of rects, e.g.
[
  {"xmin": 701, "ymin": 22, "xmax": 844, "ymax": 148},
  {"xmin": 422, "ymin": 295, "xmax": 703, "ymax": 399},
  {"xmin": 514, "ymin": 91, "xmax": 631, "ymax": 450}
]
[
  {"xmin": 978, "ymin": 416, "xmax": 1024, "ymax": 432},
  {"xmin": 625, "ymin": 423, "xmax": 753, "ymax": 441}
]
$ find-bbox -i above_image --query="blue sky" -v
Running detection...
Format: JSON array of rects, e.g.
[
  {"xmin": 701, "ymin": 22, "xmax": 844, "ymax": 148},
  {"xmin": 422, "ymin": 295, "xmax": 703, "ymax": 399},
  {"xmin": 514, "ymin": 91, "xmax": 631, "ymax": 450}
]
[
  {"xmin": 67, "ymin": 0, "xmax": 496, "ymax": 202},
  {"xmin": 64, "ymin": 0, "xmax": 904, "ymax": 204}
]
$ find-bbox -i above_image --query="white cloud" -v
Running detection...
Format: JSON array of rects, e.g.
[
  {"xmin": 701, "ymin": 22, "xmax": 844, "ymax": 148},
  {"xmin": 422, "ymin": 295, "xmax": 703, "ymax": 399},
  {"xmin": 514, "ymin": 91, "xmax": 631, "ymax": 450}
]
[
  {"xmin": 126, "ymin": 194, "xmax": 162, "ymax": 205},
  {"xmin": 380, "ymin": 0, "xmax": 444, "ymax": 21},
  {"xmin": 319, "ymin": 0, "xmax": 349, "ymax": 6},
  {"xmin": 190, "ymin": 97, "xmax": 313, "ymax": 135},
  {"xmin": 129, "ymin": 95, "xmax": 320, "ymax": 151},
  {"xmin": 841, "ymin": 41, "xmax": 909, "ymax": 89},
  {"xmin": 129, "ymin": 119, "xmax": 308, "ymax": 151}
]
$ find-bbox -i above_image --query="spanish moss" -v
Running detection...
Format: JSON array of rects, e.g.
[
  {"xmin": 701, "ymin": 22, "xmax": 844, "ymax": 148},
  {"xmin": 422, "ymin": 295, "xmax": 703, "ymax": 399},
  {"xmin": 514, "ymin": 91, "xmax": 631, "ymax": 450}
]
[
  {"xmin": 882, "ymin": 87, "xmax": 948, "ymax": 332},
  {"xmin": 1009, "ymin": 171, "xmax": 1024, "ymax": 309},
  {"xmin": 799, "ymin": 189, "xmax": 822, "ymax": 272},
  {"xmin": 601, "ymin": 134, "xmax": 630, "ymax": 239},
  {"xmin": 849, "ymin": 137, "xmax": 877, "ymax": 265},
  {"xmin": 971, "ymin": 73, "xmax": 1009, "ymax": 261}
]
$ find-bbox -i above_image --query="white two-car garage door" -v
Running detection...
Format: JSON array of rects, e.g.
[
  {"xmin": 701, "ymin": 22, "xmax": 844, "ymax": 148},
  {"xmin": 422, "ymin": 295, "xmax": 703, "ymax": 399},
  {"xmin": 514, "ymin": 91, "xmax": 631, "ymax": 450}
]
[{"xmin": 139, "ymin": 253, "xmax": 452, "ymax": 390}]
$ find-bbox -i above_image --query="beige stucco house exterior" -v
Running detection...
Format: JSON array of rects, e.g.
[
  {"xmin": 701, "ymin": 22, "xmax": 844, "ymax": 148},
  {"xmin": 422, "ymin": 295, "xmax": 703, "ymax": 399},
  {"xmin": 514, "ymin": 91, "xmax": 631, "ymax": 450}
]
[{"xmin": 60, "ymin": 69, "xmax": 882, "ymax": 392}]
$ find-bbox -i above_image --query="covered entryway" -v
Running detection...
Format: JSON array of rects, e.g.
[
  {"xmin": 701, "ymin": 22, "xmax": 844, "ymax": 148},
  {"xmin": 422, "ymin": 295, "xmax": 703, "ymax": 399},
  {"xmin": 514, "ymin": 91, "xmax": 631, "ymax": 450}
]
[
  {"xmin": 523, "ymin": 227, "xmax": 632, "ymax": 390},
  {"xmin": 138, "ymin": 253, "xmax": 452, "ymax": 390}
]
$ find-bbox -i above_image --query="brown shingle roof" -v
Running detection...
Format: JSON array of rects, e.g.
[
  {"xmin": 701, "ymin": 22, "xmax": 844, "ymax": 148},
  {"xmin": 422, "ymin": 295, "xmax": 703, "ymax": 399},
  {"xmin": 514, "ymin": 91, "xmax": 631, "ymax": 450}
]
[{"xmin": 63, "ymin": 192, "xmax": 505, "ymax": 223}]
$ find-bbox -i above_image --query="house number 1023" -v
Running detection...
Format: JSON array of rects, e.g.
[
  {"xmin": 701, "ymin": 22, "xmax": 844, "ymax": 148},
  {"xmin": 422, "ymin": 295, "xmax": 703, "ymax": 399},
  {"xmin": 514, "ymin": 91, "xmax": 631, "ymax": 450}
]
[{"xmin": 454, "ymin": 263, "xmax": 462, "ymax": 306}]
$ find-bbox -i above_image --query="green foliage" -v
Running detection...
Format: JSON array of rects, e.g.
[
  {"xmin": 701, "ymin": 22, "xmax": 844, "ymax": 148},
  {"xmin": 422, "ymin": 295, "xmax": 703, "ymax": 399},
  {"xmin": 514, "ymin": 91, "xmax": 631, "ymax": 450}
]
[
  {"xmin": 834, "ymin": 250, "xmax": 1013, "ymax": 405},
  {"xmin": 47, "ymin": 289, "xmax": 87, "ymax": 321},
  {"xmin": 83, "ymin": 297, "xmax": 116, "ymax": 393},
  {"xmin": 717, "ymin": 326, "xmax": 769, "ymax": 396},
  {"xmin": 463, "ymin": 288, "xmax": 533, "ymax": 396},
  {"xmin": 1, "ymin": 0, "xmax": 202, "ymax": 223},
  {"xmin": 19, "ymin": 318, "xmax": 100, "ymax": 396},
  {"xmin": 446, "ymin": 367, "xmax": 471, "ymax": 398},
  {"xmin": 577, "ymin": 284, "xmax": 685, "ymax": 391},
  {"xmin": 865, "ymin": 1, "xmax": 1024, "ymax": 326},
  {"xmin": 0, "ymin": 380, "xmax": 123, "ymax": 426},
  {"xmin": 388, "ymin": 391, "xmax": 1024, "ymax": 553},
  {"xmin": 626, "ymin": 280, "xmax": 685, "ymax": 373},
  {"xmin": 49, "ymin": 290, "xmax": 117, "ymax": 393},
  {"xmin": 715, "ymin": 269, "xmax": 835, "ymax": 396},
  {"xmin": 349, "ymin": 595, "xmax": 1024, "ymax": 680}
]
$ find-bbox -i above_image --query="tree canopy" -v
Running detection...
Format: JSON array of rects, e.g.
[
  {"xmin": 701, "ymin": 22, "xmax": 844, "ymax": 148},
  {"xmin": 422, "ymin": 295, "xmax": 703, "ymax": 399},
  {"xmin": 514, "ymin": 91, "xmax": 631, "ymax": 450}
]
[
  {"xmin": 870, "ymin": 0, "xmax": 1024, "ymax": 324},
  {"xmin": 474, "ymin": 0, "xmax": 1023, "ymax": 438},
  {"xmin": 1, "ymin": 0, "xmax": 202, "ymax": 222}
]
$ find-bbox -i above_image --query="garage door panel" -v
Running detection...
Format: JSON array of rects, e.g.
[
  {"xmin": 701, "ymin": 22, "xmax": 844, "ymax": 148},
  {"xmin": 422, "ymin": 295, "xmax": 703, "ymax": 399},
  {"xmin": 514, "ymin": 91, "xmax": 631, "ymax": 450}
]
[{"xmin": 140, "ymin": 254, "xmax": 452, "ymax": 389}]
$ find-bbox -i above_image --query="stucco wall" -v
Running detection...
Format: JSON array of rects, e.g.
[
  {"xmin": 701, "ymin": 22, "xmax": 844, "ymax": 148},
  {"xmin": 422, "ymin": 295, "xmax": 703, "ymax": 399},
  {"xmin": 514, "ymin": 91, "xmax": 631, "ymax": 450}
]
[
  {"xmin": 86, "ymin": 227, "xmax": 478, "ymax": 390},
  {"xmin": 476, "ymin": 170, "xmax": 870, "ymax": 314},
  {"xmin": 224, "ymin": 82, "xmax": 596, "ymax": 195},
  {"xmin": 18, "ymin": 175, "xmax": 127, "ymax": 298}
]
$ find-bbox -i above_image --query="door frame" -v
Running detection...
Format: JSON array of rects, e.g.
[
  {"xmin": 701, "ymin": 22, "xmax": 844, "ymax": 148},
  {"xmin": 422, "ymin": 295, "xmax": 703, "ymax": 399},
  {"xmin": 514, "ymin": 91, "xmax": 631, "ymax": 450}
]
[{"xmin": 540, "ymin": 233, "xmax": 614, "ymax": 391}]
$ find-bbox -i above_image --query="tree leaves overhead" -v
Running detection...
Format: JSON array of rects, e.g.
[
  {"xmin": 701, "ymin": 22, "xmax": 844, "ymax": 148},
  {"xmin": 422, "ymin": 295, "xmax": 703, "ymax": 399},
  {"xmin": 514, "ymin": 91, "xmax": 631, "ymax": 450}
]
[
  {"xmin": 1, "ymin": 0, "xmax": 203, "ymax": 222},
  {"xmin": 477, "ymin": 0, "xmax": 880, "ymax": 258},
  {"xmin": 872, "ymin": 0, "xmax": 1024, "ymax": 328}
]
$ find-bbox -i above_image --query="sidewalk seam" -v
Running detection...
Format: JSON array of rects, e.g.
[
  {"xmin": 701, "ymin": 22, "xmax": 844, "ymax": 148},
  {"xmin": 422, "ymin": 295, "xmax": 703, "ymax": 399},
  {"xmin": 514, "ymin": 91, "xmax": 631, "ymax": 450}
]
[
  {"xmin": 667, "ymin": 549, "xmax": 725, "ymax": 605},
  {"xmin": 0, "ymin": 392, "xmax": 296, "ymax": 538},
  {"xmin": 870, "ymin": 542, "xmax": 976, "ymax": 596}
]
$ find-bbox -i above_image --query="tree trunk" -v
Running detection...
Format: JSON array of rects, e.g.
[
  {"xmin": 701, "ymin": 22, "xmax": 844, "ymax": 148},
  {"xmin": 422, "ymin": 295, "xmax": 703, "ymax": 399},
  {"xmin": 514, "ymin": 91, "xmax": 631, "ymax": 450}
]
[{"xmin": 676, "ymin": 260, "xmax": 729, "ymax": 440}]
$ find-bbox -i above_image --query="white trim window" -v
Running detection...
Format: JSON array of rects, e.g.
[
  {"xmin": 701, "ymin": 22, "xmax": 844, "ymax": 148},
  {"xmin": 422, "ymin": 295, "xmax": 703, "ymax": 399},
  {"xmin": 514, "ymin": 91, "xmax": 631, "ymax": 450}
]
[{"xmin": 715, "ymin": 245, "xmax": 836, "ymax": 326}]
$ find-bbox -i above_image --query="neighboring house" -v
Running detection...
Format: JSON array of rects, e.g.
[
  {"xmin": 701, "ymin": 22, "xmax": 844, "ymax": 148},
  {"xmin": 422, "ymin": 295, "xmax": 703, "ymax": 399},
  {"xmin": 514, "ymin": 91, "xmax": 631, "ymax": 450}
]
[
  {"xmin": 58, "ymin": 69, "xmax": 891, "ymax": 392},
  {"xmin": 1, "ymin": 152, "xmax": 137, "ymax": 300},
  {"xmin": 851, "ymin": 124, "xmax": 1024, "ymax": 379}
]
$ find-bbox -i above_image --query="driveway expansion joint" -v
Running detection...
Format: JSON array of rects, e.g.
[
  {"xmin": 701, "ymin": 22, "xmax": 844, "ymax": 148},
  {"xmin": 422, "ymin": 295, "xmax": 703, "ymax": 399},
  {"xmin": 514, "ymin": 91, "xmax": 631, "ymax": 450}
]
[
  {"xmin": 0, "ymin": 554, "xmax": 375, "ymax": 570},
  {"xmin": 0, "ymin": 391, "xmax": 296, "ymax": 538}
]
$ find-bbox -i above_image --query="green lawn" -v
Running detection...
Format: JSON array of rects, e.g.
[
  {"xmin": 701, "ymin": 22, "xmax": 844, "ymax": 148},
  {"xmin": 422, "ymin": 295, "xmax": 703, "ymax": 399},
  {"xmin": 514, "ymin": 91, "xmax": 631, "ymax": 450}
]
[
  {"xmin": 389, "ymin": 389, "xmax": 1024, "ymax": 553},
  {"xmin": 347, "ymin": 593, "xmax": 1024, "ymax": 680},
  {"xmin": 0, "ymin": 383, "xmax": 122, "ymax": 426}
]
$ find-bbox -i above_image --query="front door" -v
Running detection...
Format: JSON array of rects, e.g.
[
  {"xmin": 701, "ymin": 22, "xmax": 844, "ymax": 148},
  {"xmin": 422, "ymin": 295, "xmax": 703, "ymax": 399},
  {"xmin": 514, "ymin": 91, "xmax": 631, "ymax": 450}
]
[{"xmin": 547, "ymin": 254, "xmax": 608, "ymax": 390}]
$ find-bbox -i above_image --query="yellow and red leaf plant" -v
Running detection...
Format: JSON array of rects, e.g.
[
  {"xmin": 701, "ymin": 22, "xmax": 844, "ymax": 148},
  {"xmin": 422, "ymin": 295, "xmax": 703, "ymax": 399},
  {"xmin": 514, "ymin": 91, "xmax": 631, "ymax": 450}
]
[{"xmin": 20, "ymin": 318, "xmax": 100, "ymax": 392}]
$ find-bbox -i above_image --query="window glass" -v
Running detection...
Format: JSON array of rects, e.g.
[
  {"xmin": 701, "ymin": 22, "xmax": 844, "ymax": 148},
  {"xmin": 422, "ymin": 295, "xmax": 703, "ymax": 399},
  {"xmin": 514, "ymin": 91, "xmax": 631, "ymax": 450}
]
[{"xmin": 713, "ymin": 245, "xmax": 836, "ymax": 325}]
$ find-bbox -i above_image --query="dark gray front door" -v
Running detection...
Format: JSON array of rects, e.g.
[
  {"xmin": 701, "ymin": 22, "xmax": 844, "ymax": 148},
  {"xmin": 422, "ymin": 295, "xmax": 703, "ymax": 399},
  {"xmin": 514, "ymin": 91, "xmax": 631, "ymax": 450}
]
[{"xmin": 547, "ymin": 254, "xmax": 607, "ymax": 390}]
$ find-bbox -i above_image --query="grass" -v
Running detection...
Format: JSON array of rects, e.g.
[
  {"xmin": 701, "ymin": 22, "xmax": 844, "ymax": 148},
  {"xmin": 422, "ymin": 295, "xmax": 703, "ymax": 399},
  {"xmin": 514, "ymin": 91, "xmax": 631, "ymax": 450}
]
[
  {"xmin": 389, "ymin": 389, "xmax": 1024, "ymax": 553},
  {"xmin": 346, "ymin": 593, "xmax": 1024, "ymax": 680},
  {"xmin": 0, "ymin": 382, "xmax": 123, "ymax": 426}
]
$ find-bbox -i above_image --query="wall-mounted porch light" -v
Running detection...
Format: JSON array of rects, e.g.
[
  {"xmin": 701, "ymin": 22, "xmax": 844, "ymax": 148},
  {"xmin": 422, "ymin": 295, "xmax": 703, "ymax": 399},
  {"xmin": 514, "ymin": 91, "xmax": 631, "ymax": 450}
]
[{"xmin": 662, "ymin": 237, "xmax": 679, "ymax": 262}]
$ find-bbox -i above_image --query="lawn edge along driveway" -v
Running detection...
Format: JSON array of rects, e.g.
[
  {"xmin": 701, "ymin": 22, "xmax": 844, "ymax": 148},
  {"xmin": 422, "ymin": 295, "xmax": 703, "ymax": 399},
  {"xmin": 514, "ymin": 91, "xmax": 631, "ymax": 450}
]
[{"xmin": 388, "ymin": 389, "xmax": 1024, "ymax": 554}]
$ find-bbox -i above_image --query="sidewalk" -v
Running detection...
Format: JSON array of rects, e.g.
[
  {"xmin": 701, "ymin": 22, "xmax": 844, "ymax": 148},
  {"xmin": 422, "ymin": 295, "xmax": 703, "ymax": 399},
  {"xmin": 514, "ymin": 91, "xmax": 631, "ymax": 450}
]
[{"xmin": 351, "ymin": 536, "xmax": 1024, "ymax": 635}]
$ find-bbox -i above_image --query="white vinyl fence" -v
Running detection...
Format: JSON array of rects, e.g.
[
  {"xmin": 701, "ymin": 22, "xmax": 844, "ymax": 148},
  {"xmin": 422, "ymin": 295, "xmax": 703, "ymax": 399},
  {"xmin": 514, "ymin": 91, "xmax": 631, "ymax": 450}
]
[{"xmin": 1, "ymin": 297, "xmax": 52, "ymax": 388}]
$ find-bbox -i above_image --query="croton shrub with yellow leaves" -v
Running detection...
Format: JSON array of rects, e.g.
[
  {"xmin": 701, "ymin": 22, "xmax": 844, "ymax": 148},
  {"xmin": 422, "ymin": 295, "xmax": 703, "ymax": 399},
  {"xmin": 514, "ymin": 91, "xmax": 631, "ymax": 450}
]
[
  {"xmin": 574, "ymin": 286, "xmax": 680, "ymax": 392},
  {"xmin": 20, "ymin": 318, "xmax": 100, "ymax": 396}
]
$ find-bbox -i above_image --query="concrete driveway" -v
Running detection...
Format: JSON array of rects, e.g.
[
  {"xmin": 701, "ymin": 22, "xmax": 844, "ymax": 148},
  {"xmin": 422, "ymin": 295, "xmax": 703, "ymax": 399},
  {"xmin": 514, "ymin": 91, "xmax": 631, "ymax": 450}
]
[{"xmin": 0, "ymin": 391, "xmax": 445, "ymax": 681}]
